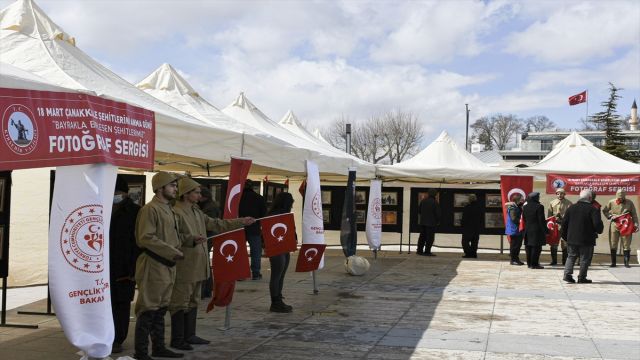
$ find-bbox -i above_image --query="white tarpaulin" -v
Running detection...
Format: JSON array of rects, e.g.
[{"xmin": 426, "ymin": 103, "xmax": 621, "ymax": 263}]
[
  {"xmin": 519, "ymin": 132, "xmax": 640, "ymax": 176},
  {"xmin": 376, "ymin": 131, "xmax": 505, "ymax": 182},
  {"xmin": 49, "ymin": 163, "xmax": 117, "ymax": 358},
  {"xmin": 302, "ymin": 160, "xmax": 325, "ymax": 268},
  {"xmin": 365, "ymin": 179, "xmax": 382, "ymax": 250}
]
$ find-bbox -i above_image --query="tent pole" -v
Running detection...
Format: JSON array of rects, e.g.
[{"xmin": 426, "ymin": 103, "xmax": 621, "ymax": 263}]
[
  {"xmin": 311, "ymin": 271, "xmax": 319, "ymax": 294},
  {"xmin": 0, "ymin": 277, "xmax": 38, "ymax": 329}
]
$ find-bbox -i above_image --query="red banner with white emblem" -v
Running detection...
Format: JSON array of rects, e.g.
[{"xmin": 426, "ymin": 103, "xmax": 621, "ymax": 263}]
[
  {"xmin": 613, "ymin": 213, "xmax": 636, "ymax": 236},
  {"xmin": 261, "ymin": 213, "xmax": 297, "ymax": 257},
  {"xmin": 222, "ymin": 157, "xmax": 252, "ymax": 219},
  {"xmin": 545, "ymin": 216, "xmax": 560, "ymax": 245},
  {"xmin": 211, "ymin": 228, "xmax": 250, "ymax": 282},
  {"xmin": 500, "ymin": 175, "xmax": 533, "ymax": 228},
  {"xmin": 295, "ymin": 244, "xmax": 326, "ymax": 272},
  {"xmin": 0, "ymin": 88, "xmax": 155, "ymax": 171},
  {"xmin": 546, "ymin": 174, "xmax": 640, "ymax": 195}
]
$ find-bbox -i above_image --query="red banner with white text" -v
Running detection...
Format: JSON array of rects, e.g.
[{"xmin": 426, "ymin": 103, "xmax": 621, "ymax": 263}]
[
  {"xmin": 546, "ymin": 174, "xmax": 640, "ymax": 195},
  {"xmin": 0, "ymin": 88, "xmax": 155, "ymax": 170}
]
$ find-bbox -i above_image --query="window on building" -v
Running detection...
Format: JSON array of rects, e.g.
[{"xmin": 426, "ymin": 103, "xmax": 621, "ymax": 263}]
[{"xmin": 540, "ymin": 139, "xmax": 553, "ymax": 151}]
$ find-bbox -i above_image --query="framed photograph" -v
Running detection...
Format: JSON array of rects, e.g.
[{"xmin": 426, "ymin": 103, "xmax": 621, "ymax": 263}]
[
  {"xmin": 128, "ymin": 184, "xmax": 144, "ymax": 206},
  {"xmin": 453, "ymin": 193, "xmax": 472, "ymax": 208},
  {"xmin": 485, "ymin": 193, "xmax": 502, "ymax": 208},
  {"xmin": 484, "ymin": 213, "xmax": 503, "ymax": 228},
  {"xmin": 355, "ymin": 190, "xmax": 367, "ymax": 205},
  {"xmin": 453, "ymin": 212, "xmax": 463, "ymax": 227},
  {"xmin": 0, "ymin": 225, "xmax": 4, "ymax": 260},
  {"xmin": 382, "ymin": 211, "xmax": 397, "ymax": 225},
  {"xmin": 267, "ymin": 186, "xmax": 275, "ymax": 202},
  {"xmin": 321, "ymin": 190, "xmax": 332, "ymax": 205},
  {"xmin": 381, "ymin": 192, "xmax": 398, "ymax": 206},
  {"xmin": 355, "ymin": 209, "xmax": 366, "ymax": 224},
  {"xmin": 323, "ymin": 209, "xmax": 331, "ymax": 223},
  {"xmin": 0, "ymin": 178, "xmax": 5, "ymax": 213},
  {"xmin": 209, "ymin": 184, "xmax": 222, "ymax": 203}
]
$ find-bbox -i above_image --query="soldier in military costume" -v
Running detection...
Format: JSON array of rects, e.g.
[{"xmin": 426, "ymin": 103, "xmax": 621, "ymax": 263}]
[
  {"xmin": 548, "ymin": 188, "xmax": 572, "ymax": 265},
  {"xmin": 169, "ymin": 178, "xmax": 254, "ymax": 350},
  {"xmin": 603, "ymin": 189, "xmax": 638, "ymax": 268},
  {"xmin": 133, "ymin": 172, "xmax": 184, "ymax": 360}
]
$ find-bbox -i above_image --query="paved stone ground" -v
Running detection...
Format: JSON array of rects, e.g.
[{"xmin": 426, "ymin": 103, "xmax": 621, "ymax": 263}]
[{"xmin": 0, "ymin": 249, "xmax": 639, "ymax": 360}]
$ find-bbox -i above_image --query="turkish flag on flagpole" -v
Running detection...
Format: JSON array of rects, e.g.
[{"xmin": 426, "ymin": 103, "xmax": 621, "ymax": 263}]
[
  {"xmin": 568, "ymin": 91, "xmax": 587, "ymax": 106},
  {"xmin": 500, "ymin": 175, "xmax": 533, "ymax": 230},
  {"xmin": 613, "ymin": 213, "xmax": 635, "ymax": 236},
  {"xmin": 211, "ymin": 228, "xmax": 251, "ymax": 282},
  {"xmin": 223, "ymin": 157, "xmax": 252, "ymax": 219},
  {"xmin": 261, "ymin": 213, "xmax": 297, "ymax": 257},
  {"xmin": 295, "ymin": 244, "xmax": 327, "ymax": 272},
  {"xmin": 545, "ymin": 216, "xmax": 560, "ymax": 246}
]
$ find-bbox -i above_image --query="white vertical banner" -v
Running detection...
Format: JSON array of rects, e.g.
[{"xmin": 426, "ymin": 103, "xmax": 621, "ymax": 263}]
[
  {"xmin": 302, "ymin": 160, "xmax": 325, "ymax": 268},
  {"xmin": 49, "ymin": 163, "xmax": 117, "ymax": 358},
  {"xmin": 366, "ymin": 179, "xmax": 382, "ymax": 250}
]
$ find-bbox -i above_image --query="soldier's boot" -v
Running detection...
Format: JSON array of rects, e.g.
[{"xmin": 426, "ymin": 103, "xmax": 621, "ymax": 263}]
[
  {"xmin": 609, "ymin": 250, "xmax": 617, "ymax": 268},
  {"xmin": 561, "ymin": 248, "xmax": 568, "ymax": 266},
  {"xmin": 170, "ymin": 310, "xmax": 193, "ymax": 350},
  {"xmin": 549, "ymin": 247, "xmax": 558, "ymax": 266},
  {"xmin": 151, "ymin": 307, "xmax": 184, "ymax": 358},
  {"xmin": 185, "ymin": 307, "xmax": 210, "ymax": 345},
  {"xmin": 624, "ymin": 250, "xmax": 631, "ymax": 268},
  {"xmin": 133, "ymin": 311, "xmax": 155, "ymax": 360}
]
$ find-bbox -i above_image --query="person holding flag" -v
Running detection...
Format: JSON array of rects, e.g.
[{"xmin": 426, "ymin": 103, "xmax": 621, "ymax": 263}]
[
  {"xmin": 603, "ymin": 189, "xmax": 638, "ymax": 268},
  {"xmin": 547, "ymin": 188, "xmax": 572, "ymax": 266},
  {"xmin": 169, "ymin": 178, "xmax": 254, "ymax": 350}
]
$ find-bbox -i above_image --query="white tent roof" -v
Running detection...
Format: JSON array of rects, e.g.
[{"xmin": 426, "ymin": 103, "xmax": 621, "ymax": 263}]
[
  {"xmin": 222, "ymin": 93, "xmax": 375, "ymax": 178},
  {"xmin": 0, "ymin": 0, "xmax": 313, "ymax": 174},
  {"xmin": 1, "ymin": 61, "xmax": 75, "ymax": 92},
  {"xmin": 520, "ymin": 132, "xmax": 640, "ymax": 175},
  {"xmin": 312, "ymin": 128, "xmax": 332, "ymax": 145},
  {"xmin": 376, "ymin": 131, "xmax": 504, "ymax": 182}
]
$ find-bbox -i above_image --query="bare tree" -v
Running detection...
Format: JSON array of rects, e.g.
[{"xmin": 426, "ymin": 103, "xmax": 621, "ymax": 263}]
[
  {"xmin": 382, "ymin": 110, "xmax": 423, "ymax": 164},
  {"xmin": 470, "ymin": 114, "xmax": 524, "ymax": 150},
  {"xmin": 525, "ymin": 115, "xmax": 556, "ymax": 132}
]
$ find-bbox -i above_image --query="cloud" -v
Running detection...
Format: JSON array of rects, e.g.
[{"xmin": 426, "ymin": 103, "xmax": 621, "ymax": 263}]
[{"xmin": 505, "ymin": 1, "xmax": 640, "ymax": 64}]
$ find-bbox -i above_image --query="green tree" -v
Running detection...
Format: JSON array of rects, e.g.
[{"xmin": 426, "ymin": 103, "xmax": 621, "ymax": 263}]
[{"xmin": 589, "ymin": 83, "xmax": 633, "ymax": 161}]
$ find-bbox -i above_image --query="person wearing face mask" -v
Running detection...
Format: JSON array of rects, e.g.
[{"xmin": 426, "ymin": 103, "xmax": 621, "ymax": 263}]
[
  {"xmin": 109, "ymin": 176, "xmax": 141, "ymax": 354},
  {"xmin": 603, "ymin": 189, "xmax": 638, "ymax": 268}
]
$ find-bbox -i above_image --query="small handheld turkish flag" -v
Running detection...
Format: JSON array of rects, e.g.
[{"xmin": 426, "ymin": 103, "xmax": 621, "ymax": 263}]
[
  {"xmin": 211, "ymin": 228, "xmax": 251, "ymax": 282},
  {"xmin": 298, "ymin": 179, "xmax": 307, "ymax": 197},
  {"xmin": 568, "ymin": 91, "xmax": 587, "ymax": 106},
  {"xmin": 295, "ymin": 244, "xmax": 326, "ymax": 272},
  {"xmin": 223, "ymin": 157, "xmax": 252, "ymax": 219},
  {"xmin": 545, "ymin": 216, "xmax": 560, "ymax": 245},
  {"xmin": 614, "ymin": 213, "xmax": 635, "ymax": 236},
  {"xmin": 261, "ymin": 212, "xmax": 297, "ymax": 257}
]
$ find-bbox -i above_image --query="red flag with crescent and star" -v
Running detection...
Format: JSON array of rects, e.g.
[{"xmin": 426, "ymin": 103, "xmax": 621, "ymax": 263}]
[
  {"xmin": 545, "ymin": 216, "xmax": 560, "ymax": 246},
  {"xmin": 500, "ymin": 175, "xmax": 533, "ymax": 243},
  {"xmin": 261, "ymin": 212, "xmax": 298, "ymax": 257},
  {"xmin": 207, "ymin": 228, "xmax": 251, "ymax": 312},
  {"xmin": 295, "ymin": 244, "xmax": 326, "ymax": 272},
  {"xmin": 223, "ymin": 157, "xmax": 252, "ymax": 220},
  {"xmin": 568, "ymin": 91, "xmax": 587, "ymax": 106},
  {"xmin": 613, "ymin": 213, "xmax": 635, "ymax": 236}
]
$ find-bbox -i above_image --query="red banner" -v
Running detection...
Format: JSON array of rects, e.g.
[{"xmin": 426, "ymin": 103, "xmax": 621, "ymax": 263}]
[
  {"xmin": 500, "ymin": 175, "xmax": 533, "ymax": 228},
  {"xmin": 261, "ymin": 213, "xmax": 297, "ymax": 257},
  {"xmin": 211, "ymin": 228, "xmax": 251, "ymax": 282},
  {"xmin": 223, "ymin": 157, "xmax": 252, "ymax": 219},
  {"xmin": 0, "ymin": 88, "xmax": 154, "ymax": 170},
  {"xmin": 546, "ymin": 174, "xmax": 640, "ymax": 195},
  {"xmin": 295, "ymin": 244, "xmax": 326, "ymax": 272}
]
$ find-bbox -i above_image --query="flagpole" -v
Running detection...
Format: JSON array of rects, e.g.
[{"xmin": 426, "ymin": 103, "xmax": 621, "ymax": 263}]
[
  {"xmin": 311, "ymin": 271, "xmax": 319, "ymax": 294},
  {"xmin": 586, "ymin": 89, "xmax": 589, "ymax": 120}
]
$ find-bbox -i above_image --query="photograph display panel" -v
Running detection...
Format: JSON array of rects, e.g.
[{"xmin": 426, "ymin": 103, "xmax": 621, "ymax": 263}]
[{"xmin": 381, "ymin": 192, "xmax": 397, "ymax": 205}]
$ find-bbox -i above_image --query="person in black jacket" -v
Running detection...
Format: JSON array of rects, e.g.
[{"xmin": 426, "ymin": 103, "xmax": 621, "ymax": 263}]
[
  {"xmin": 109, "ymin": 176, "xmax": 141, "ymax": 354},
  {"xmin": 522, "ymin": 192, "xmax": 547, "ymax": 269},
  {"xmin": 417, "ymin": 189, "xmax": 441, "ymax": 256},
  {"xmin": 461, "ymin": 194, "xmax": 482, "ymax": 258},
  {"xmin": 562, "ymin": 189, "xmax": 604, "ymax": 283},
  {"xmin": 266, "ymin": 192, "xmax": 295, "ymax": 313},
  {"xmin": 238, "ymin": 180, "xmax": 267, "ymax": 279}
]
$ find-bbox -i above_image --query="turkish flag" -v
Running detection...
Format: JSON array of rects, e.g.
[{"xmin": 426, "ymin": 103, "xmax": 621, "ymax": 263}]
[
  {"xmin": 295, "ymin": 244, "xmax": 326, "ymax": 272},
  {"xmin": 206, "ymin": 281, "xmax": 235, "ymax": 312},
  {"xmin": 545, "ymin": 216, "xmax": 560, "ymax": 245},
  {"xmin": 211, "ymin": 228, "xmax": 251, "ymax": 282},
  {"xmin": 223, "ymin": 157, "xmax": 252, "ymax": 219},
  {"xmin": 500, "ymin": 175, "xmax": 533, "ymax": 229},
  {"xmin": 614, "ymin": 213, "xmax": 635, "ymax": 236},
  {"xmin": 261, "ymin": 212, "xmax": 297, "ymax": 257},
  {"xmin": 568, "ymin": 91, "xmax": 587, "ymax": 106},
  {"xmin": 298, "ymin": 179, "xmax": 307, "ymax": 197}
]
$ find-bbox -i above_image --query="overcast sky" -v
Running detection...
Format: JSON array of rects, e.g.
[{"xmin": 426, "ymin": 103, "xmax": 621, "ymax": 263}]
[{"xmin": 2, "ymin": 0, "xmax": 639, "ymax": 145}]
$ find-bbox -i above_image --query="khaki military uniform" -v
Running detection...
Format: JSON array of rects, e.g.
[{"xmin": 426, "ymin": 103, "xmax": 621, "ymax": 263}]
[
  {"xmin": 603, "ymin": 198, "xmax": 638, "ymax": 251},
  {"xmin": 134, "ymin": 196, "xmax": 184, "ymax": 315},
  {"xmin": 169, "ymin": 201, "xmax": 244, "ymax": 312},
  {"xmin": 548, "ymin": 198, "xmax": 573, "ymax": 250}
]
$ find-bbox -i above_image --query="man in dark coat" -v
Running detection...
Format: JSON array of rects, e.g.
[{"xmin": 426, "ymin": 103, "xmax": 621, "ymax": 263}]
[
  {"xmin": 109, "ymin": 176, "xmax": 141, "ymax": 354},
  {"xmin": 461, "ymin": 194, "xmax": 482, "ymax": 258},
  {"xmin": 417, "ymin": 189, "xmax": 441, "ymax": 256},
  {"xmin": 562, "ymin": 189, "xmax": 604, "ymax": 283},
  {"xmin": 522, "ymin": 192, "xmax": 547, "ymax": 269},
  {"xmin": 238, "ymin": 179, "xmax": 267, "ymax": 279}
]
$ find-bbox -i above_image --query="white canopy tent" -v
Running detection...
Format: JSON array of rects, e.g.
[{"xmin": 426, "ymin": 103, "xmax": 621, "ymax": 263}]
[
  {"xmin": 519, "ymin": 132, "xmax": 640, "ymax": 176},
  {"xmin": 376, "ymin": 131, "xmax": 506, "ymax": 182},
  {"xmin": 222, "ymin": 93, "xmax": 376, "ymax": 178}
]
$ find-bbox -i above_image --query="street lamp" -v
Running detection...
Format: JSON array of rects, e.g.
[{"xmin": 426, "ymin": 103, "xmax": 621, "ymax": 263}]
[{"xmin": 465, "ymin": 104, "xmax": 470, "ymax": 151}]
